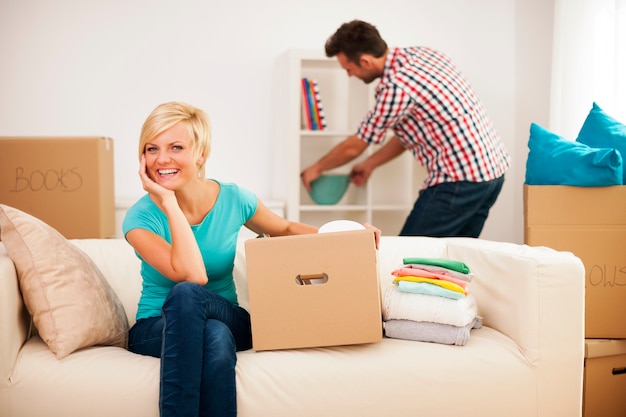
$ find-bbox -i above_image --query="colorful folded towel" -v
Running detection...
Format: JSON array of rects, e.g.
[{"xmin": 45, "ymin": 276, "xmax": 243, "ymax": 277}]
[
  {"xmin": 402, "ymin": 263, "xmax": 474, "ymax": 282},
  {"xmin": 392, "ymin": 267, "xmax": 469, "ymax": 289},
  {"xmin": 392, "ymin": 276, "xmax": 467, "ymax": 295},
  {"xmin": 396, "ymin": 280, "xmax": 464, "ymax": 300},
  {"xmin": 402, "ymin": 257, "xmax": 471, "ymax": 274}
]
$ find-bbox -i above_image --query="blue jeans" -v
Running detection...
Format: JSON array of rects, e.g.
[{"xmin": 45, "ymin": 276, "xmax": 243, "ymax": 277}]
[
  {"xmin": 399, "ymin": 175, "xmax": 505, "ymax": 237},
  {"xmin": 128, "ymin": 282, "xmax": 252, "ymax": 417}
]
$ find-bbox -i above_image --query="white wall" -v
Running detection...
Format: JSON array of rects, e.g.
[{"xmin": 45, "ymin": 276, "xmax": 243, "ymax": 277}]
[
  {"xmin": 0, "ymin": 0, "xmax": 554, "ymax": 243},
  {"xmin": 512, "ymin": 1, "xmax": 555, "ymax": 242}
]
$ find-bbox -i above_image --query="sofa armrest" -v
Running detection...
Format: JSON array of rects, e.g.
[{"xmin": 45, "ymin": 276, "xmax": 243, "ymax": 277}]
[
  {"xmin": 0, "ymin": 244, "xmax": 31, "ymax": 388},
  {"xmin": 446, "ymin": 237, "xmax": 585, "ymax": 416},
  {"xmin": 445, "ymin": 238, "xmax": 585, "ymax": 363}
]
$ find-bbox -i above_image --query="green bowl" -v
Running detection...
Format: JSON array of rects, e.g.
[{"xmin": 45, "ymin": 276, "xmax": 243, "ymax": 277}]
[{"xmin": 309, "ymin": 174, "xmax": 350, "ymax": 205}]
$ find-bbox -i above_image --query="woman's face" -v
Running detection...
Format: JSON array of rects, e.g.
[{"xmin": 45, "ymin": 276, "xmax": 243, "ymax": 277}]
[{"xmin": 143, "ymin": 122, "xmax": 199, "ymax": 190}]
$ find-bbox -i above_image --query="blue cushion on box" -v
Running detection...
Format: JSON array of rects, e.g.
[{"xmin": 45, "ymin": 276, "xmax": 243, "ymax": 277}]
[
  {"xmin": 576, "ymin": 102, "xmax": 626, "ymax": 183},
  {"xmin": 525, "ymin": 122, "xmax": 623, "ymax": 186}
]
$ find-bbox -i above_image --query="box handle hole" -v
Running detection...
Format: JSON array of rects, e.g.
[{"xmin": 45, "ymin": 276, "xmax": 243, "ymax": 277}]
[
  {"xmin": 295, "ymin": 273, "xmax": 328, "ymax": 286},
  {"xmin": 612, "ymin": 367, "xmax": 626, "ymax": 375}
]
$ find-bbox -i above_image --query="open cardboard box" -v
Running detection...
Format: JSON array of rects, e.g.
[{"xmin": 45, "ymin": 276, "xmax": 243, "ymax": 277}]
[{"xmin": 244, "ymin": 229, "xmax": 382, "ymax": 351}]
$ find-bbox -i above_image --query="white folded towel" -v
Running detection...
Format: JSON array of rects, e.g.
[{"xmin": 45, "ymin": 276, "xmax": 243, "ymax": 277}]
[
  {"xmin": 382, "ymin": 287, "xmax": 477, "ymax": 327},
  {"xmin": 384, "ymin": 317, "xmax": 483, "ymax": 346}
]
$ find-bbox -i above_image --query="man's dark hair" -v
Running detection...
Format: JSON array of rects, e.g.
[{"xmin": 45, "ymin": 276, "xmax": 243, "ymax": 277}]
[{"xmin": 325, "ymin": 20, "xmax": 388, "ymax": 64}]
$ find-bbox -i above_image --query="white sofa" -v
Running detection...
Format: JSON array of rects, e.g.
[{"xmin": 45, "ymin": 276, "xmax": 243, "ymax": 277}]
[{"xmin": 0, "ymin": 236, "xmax": 585, "ymax": 417}]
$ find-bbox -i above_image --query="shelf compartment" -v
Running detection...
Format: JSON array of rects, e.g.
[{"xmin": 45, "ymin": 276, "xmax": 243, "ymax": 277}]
[{"xmin": 300, "ymin": 64, "xmax": 370, "ymax": 132}]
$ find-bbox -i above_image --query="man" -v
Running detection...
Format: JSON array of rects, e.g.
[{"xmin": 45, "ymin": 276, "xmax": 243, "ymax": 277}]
[{"xmin": 300, "ymin": 20, "xmax": 510, "ymax": 237}]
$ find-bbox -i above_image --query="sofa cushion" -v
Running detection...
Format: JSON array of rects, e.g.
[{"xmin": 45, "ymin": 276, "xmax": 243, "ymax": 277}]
[
  {"xmin": 525, "ymin": 122, "xmax": 623, "ymax": 186},
  {"xmin": 0, "ymin": 204, "xmax": 128, "ymax": 359},
  {"xmin": 576, "ymin": 102, "xmax": 626, "ymax": 183}
]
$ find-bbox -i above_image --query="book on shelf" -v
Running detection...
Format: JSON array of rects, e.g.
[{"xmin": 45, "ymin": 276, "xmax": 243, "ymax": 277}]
[
  {"xmin": 303, "ymin": 78, "xmax": 319, "ymax": 130},
  {"xmin": 310, "ymin": 78, "xmax": 327, "ymax": 130},
  {"xmin": 300, "ymin": 77, "xmax": 326, "ymax": 131},
  {"xmin": 300, "ymin": 78, "xmax": 313, "ymax": 130}
]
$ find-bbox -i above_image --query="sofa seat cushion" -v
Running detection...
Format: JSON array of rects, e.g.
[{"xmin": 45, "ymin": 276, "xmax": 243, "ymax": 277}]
[
  {"xmin": 234, "ymin": 327, "xmax": 537, "ymax": 417},
  {"xmin": 8, "ymin": 326, "xmax": 539, "ymax": 417},
  {"xmin": 7, "ymin": 336, "xmax": 159, "ymax": 417}
]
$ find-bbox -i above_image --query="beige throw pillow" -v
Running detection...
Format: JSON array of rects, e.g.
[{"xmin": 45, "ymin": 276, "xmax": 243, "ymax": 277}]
[{"xmin": 0, "ymin": 204, "xmax": 128, "ymax": 359}]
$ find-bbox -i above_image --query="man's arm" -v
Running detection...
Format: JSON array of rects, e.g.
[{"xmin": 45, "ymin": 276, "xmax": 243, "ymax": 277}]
[
  {"xmin": 300, "ymin": 135, "xmax": 368, "ymax": 191},
  {"xmin": 350, "ymin": 136, "xmax": 406, "ymax": 186}
]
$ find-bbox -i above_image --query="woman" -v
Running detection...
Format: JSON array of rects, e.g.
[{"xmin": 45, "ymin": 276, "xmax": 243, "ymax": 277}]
[{"xmin": 122, "ymin": 101, "xmax": 378, "ymax": 417}]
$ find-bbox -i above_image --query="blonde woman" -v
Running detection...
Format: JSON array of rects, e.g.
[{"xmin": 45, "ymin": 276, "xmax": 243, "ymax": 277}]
[{"xmin": 122, "ymin": 102, "xmax": 346, "ymax": 417}]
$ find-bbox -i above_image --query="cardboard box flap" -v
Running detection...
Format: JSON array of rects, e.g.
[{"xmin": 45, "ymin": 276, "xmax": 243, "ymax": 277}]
[
  {"xmin": 585, "ymin": 339, "xmax": 626, "ymax": 359},
  {"xmin": 524, "ymin": 185, "xmax": 626, "ymax": 226}
]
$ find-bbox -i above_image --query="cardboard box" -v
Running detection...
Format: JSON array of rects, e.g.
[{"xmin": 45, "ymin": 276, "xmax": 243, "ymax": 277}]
[
  {"xmin": 584, "ymin": 339, "xmax": 626, "ymax": 417},
  {"xmin": 524, "ymin": 185, "xmax": 626, "ymax": 338},
  {"xmin": 244, "ymin": 229, "xmax": 382, "ymax": 351},
  {"xmin": 0, "ymin": 137, "xmax": 115, "ymax": 239}
]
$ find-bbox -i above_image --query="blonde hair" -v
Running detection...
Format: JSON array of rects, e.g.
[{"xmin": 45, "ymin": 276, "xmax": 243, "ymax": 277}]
[{"xmin": 139, "ymin": 101, "xmax": 212, "ymax": 178}]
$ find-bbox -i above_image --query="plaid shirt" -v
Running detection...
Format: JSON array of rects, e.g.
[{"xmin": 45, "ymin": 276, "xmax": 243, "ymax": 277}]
[{"xmin": 357, "ymin": 47, "xmax": 510, "ymax": 188}]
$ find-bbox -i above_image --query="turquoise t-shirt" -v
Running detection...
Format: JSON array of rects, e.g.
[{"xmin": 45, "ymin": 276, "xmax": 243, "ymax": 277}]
[{"xmin": 122, "ymin": 180, "xmax": 258, "ymax": 320}]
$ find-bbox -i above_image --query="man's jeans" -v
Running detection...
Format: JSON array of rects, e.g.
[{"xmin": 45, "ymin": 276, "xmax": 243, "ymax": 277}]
[
  {"xmin": 400, "ymin": 175, "xmax": 505, "ymax": 238},
  {"xmin": 129, "ymin": 282, "xmax": 252, "ymax": 417}
]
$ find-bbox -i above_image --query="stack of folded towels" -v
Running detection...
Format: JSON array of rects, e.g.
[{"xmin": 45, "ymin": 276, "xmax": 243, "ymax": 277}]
[{"xmin": 382, "ymin": 257, "xmax": 482, "ymax": 346}]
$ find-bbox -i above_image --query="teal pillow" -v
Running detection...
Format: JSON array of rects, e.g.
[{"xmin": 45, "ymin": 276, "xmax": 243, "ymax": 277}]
[
  {"xmin": 576, "ymin": 102, "xmax": 626, "ymax": 183},
  {"xmin": 525, "ymin": 122, "xmax": 623, "ymax": 186}
]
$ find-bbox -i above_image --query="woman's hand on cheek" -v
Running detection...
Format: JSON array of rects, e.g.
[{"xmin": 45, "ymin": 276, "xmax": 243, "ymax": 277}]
[{"xmin": 139, "ymin": 155, "xmax": 173, "ymax": 201}]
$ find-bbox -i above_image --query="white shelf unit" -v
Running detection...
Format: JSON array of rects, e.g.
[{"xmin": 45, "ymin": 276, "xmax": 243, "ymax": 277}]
[{"xmin": 272, "ymin": 49, "xmax": 423, "ymax": 235}]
